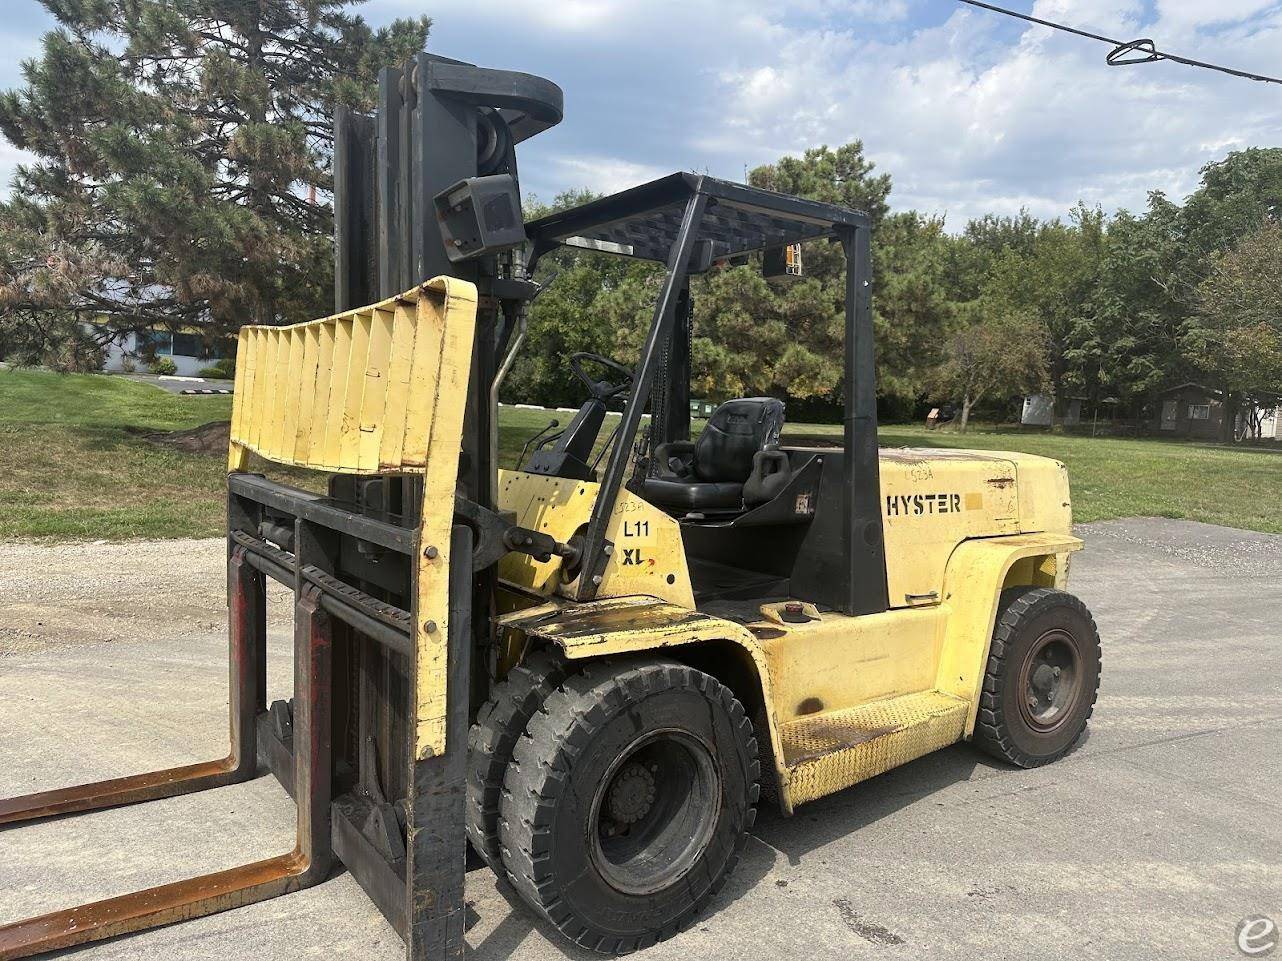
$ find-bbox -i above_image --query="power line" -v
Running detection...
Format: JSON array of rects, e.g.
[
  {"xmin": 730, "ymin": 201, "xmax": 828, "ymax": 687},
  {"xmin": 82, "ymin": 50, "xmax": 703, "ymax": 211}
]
[{"xmin": 956, "ymin": 0, "xmax": 1282, "ymax": 86}]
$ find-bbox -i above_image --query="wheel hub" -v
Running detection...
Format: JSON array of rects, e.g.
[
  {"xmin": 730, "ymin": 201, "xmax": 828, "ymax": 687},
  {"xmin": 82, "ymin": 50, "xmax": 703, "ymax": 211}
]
[
  {"xmin": 606, "ymin": 762, "xmax": 657, "ymax": 825},
  {"xmin": 589, "ymin": 730, "xmax": 722, "ymax": 896},
  {"xmin": 1031, "ymin": 663, "xmax": 1057, "ymax": 698},
  {"xmin": 1019, "ymin": 630, "xmax": 1082, "ymax": 732}
]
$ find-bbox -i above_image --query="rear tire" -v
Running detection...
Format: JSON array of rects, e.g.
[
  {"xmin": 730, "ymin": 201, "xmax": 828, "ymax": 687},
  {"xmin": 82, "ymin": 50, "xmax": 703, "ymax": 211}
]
[
  {"xmin": 974, "ymin": 587, "xmax": 1101, "ymax": 767},
  {"xmin": 499, "ymin": 657, "xmax": 759, "ymax": 954},
  {"xmin": 467, "ymin": 649, "xmax": 570, "ymax": 875}
]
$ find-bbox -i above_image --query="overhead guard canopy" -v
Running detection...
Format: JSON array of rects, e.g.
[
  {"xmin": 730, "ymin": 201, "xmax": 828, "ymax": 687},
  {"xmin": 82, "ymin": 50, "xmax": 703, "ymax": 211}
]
[{"xmin": 524, "ymin": 173, "xmax": 872, "ymax": 264}]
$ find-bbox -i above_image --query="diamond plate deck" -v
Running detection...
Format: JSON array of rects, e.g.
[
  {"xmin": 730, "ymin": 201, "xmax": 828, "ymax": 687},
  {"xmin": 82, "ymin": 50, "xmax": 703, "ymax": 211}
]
[{"xmin": 782, "ymin": 690, "xmax": 969, "ymax": 806}]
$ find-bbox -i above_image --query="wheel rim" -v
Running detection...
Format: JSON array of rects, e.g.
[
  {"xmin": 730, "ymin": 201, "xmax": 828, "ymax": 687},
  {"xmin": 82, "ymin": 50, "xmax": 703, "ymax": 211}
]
[
  {"xmin": 1017, "ymin": 628, "xmax": 1083, "ymax": 733},
  {"xmin": 588, "ymin": 729, "xmax": 721, "ymax": 896}
]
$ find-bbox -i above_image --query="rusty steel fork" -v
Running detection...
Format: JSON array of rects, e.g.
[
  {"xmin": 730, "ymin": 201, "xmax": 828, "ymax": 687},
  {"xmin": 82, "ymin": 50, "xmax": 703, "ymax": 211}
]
[
  {"xmin": 0, "ymin": 548, "xmax": 265, "ymax": 826},
  {"xmin": 0, "ymin": 579, "xmax": 334, "ymax": 960}
]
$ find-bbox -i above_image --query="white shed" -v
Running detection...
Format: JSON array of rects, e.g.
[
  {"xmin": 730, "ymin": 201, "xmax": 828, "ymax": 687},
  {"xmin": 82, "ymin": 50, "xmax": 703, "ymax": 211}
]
[{"xmin": 1021, "ymin": 394, "xmax": 1082, "ymax": 427}]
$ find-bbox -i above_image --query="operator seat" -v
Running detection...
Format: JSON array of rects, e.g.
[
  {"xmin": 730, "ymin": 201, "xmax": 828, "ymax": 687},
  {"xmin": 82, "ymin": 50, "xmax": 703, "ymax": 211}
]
[{"xmin": 641, "ymin": 397, "xmax": 788, "ymax": 513}]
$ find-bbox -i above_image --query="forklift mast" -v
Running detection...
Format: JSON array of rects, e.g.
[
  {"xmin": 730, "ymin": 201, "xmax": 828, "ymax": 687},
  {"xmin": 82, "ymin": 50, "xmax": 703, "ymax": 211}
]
[{"xmin": 335, "ymin": 52, "xmax": 563, "ymax": 509}]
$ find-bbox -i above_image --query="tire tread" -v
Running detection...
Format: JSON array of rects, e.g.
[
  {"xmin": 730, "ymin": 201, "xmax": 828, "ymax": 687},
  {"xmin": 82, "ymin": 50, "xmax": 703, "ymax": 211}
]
[
  {"xmin": 499, "ymin": 656, "xmax": 759, "ymax": 954},
  {"xmin": 466, "ymin": 648, "xmax": 570, "ymax": 875},
  {"xmin": 973, "ymin": 586, "xmax": 1101, "ymax": 768}
]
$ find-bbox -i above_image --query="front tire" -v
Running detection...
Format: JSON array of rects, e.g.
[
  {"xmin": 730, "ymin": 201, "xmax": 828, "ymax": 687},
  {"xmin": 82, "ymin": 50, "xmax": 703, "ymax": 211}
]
[
  {"xmin": 498, "ymin": 657, "xmax": 759, "ymax": 954},
  {"xmin": 974, "ymin": 586, "xmax": 1101, "ymax": 767},
  {"xmin": 467, "ymin": 649, "xmax": 570, "ymax": 875}
]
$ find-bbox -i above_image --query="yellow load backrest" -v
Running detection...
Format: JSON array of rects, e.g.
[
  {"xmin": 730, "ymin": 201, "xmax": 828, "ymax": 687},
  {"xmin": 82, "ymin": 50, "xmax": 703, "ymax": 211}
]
[{"xmin": 228, "ymin": 276, "xmax": 478, "ymax": 475}]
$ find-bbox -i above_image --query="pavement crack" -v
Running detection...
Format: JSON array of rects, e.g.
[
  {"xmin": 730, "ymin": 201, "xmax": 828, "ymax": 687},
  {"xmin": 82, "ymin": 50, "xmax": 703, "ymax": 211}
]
[{"xmin": 1062, "ymin": 716, "xmax": 1282, "ymax": 765}]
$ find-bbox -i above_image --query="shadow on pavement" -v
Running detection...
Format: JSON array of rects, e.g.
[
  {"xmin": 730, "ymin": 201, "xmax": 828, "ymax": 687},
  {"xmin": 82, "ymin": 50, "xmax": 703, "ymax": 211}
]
[
  {"xmin": 466, "ymin": 816, "xmax": 777, "ymax": 961},
  {"xmin": 753, "ymin": 743, "xmax": 996, "ymax": 866}
]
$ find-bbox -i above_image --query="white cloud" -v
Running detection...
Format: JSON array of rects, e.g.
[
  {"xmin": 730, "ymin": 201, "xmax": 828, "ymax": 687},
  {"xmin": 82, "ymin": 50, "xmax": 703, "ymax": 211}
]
[
  {"xmin": 1155, "ymin": 0, "xmax": 1278, "ymax": 30},
  {"xmin": 472, "ymin": 0, "xmax": 632, "ymax": 34},
  {"xmin": 546, "ymin": 154, "xmax": 669, "ymax": 196},
  {"xmin": 702, "ymin": 1, "xmax": 1282, "ymax": 225},
  {"xmin": 370, "ymin": 0, "xmax": 1281, "ymax": 226},
  {"xmin": 787, "ymin": 0, "xmax": 911, "ymax": 23},
  {"xmin": 6, "ymin": 0, "xmax": 1277, "ymax": 230}
]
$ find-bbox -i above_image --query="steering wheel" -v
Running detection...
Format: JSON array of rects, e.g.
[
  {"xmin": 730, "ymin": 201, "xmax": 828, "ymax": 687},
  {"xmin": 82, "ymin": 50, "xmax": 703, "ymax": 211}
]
[{"xmin": 569, "ymin": 352, "xmax": 635, "ymax": 401}]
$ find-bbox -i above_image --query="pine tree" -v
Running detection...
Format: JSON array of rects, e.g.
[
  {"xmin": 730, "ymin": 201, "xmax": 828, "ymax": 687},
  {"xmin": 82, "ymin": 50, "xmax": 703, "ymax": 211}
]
[{"xmin": 0, "ymin": 0, "xmax": 428, "ymax": 366}]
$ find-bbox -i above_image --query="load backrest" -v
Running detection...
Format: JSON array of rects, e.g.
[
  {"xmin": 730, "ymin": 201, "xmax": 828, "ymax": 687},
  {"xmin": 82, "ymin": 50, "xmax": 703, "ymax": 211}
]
[
  {"xmin": 227, "ymin": 275, "xmax": 478, "ymax": 763},
  {"xmin": 227, "ymin": 276, "xmax": 476, "ymax": 480}
]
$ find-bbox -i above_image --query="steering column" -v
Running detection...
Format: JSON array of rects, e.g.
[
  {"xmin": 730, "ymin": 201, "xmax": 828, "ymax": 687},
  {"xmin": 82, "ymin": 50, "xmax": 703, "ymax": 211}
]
[{"xmin": 520, "ymin": 352, "xmax": 635, "ymax": 482}]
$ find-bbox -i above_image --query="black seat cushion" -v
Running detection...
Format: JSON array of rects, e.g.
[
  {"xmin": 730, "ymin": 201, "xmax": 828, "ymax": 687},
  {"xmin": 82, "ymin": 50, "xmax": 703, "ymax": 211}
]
[
  {"xmin": 640, "ymin": 477, "xmax": 744, "ymax": 512},
  {"xmin": 693, "ymin": 397, "xmax": 785, "ymax": 483},
  {"xmin": 643, "ymin": 397, "xmax": 786, "ymax": 513}
]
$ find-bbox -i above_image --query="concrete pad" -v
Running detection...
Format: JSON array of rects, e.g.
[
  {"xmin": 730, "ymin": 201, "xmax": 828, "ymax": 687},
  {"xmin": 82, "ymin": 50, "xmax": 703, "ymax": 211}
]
[{"xmin": 1, "ymin": 518, "xmax": 1279, "ymax": 960}]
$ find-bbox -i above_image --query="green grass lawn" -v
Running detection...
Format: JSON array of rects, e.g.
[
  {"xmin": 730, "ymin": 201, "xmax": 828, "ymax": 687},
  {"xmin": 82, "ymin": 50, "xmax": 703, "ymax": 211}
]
[
  {"xmin": 1, "ymin": 368, "xmax": 1279, "ymax": 539},
  {"xmin": 0, "ymin": 370, "xmax": 233, "ymax": 538}
]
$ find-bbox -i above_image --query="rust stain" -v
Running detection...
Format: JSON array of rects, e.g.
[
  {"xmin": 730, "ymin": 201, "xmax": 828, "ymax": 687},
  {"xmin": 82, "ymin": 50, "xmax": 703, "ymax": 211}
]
[
  {"xmin": 986, "ymin": 476, "xmax": 1015, "ymax": 488},
  {"xmin": 0, "ymin": 757, "xmax": 238, "ymax": 825},
  {"xmin": 518, "ymin": 603, "xmax": 706, "ymax": 640},
  {"xmin": 0, "ymin": 852, "xmax": 310, "ymax": 959}
]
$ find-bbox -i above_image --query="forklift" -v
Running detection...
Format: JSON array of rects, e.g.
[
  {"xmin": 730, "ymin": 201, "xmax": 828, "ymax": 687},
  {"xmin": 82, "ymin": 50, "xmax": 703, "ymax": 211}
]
[{"xmin": 0, "ymin": 50, "xmax": 1100, "ymax": 959}]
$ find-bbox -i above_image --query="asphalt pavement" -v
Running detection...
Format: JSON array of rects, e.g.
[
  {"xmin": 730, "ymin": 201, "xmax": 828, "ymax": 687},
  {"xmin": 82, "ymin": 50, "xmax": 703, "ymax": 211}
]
[{"xmin": 1, "ymin": 518, "xmax": 1279, "ymax": 960}]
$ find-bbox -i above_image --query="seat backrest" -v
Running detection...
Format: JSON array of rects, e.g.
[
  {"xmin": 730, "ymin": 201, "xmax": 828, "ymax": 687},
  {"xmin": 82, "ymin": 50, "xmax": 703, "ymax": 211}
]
[{"xmin": 694, "ymin": 397, "xmax": 785, "ymax": 483}]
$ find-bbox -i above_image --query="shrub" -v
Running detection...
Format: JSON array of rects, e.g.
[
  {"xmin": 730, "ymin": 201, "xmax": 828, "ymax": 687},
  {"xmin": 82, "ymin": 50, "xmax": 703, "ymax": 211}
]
[
  {"xmin": 150, "ymin": 357, "xmax": 178, "ymax": 376},
  {"xmin": 197, "ymin": 356, "xmax": 236, "ymax": 380}
]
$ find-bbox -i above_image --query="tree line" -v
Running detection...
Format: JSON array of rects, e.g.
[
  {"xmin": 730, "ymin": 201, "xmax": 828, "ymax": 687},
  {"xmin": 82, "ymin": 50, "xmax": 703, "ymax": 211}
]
[
  {"xmin": 512, "ymin": 144, "xmax": 1282, "ymax": 439},
  {"xmin": 0, "ymin": 4, "xmax": 1278, "ymax": 441}
]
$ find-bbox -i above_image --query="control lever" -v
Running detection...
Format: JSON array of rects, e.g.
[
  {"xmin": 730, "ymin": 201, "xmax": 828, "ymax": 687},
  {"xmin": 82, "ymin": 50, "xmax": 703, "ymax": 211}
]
[{"xmin": 517, "ymin": 419, "xmax": 561, "ymax": 467}]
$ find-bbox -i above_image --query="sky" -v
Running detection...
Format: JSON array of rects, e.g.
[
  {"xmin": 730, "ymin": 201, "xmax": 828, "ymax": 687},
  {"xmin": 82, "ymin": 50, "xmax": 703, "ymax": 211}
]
[{"xmin": 2, "ymin": 0, "xmax": 1280, "ymax": 227}]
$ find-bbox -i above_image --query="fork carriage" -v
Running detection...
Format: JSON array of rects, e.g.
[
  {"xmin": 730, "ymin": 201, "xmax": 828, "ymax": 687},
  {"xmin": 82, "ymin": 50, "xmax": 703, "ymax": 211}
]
[{"xmin": 0, "ymin": 278, "xmax": 487, "ymax": 959}]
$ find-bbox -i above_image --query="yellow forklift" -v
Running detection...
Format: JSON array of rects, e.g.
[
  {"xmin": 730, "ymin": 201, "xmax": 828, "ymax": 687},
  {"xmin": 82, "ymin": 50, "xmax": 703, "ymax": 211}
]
[{"xmin": 0, "ymin": 51, "xmax": 1099, "ymax": 960}]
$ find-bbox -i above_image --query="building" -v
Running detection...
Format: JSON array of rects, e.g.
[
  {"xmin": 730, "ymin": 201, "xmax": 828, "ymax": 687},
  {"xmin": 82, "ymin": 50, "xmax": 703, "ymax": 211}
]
[
  {"xmin": 95, "ymin": 327, "xmax": 235, "ymax": 378},
  {"xmin": 1155, "ymin": 383, "xmax": 1226, "ymax": 439},
  {"xmin": 1257, "ymin": 406, "xmax": 1281, "ymax": 440},
  {"xmin": 1154, "ymin": 384, "xmax": 1282, "ymax": 441},
  {"xmin": 1020, "ymin": 393, "xmax": 1083, "ymax": 427},
  {"xmin": 1240, "ymin": 399, "xmax": 1282, "ymax": 441}
]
